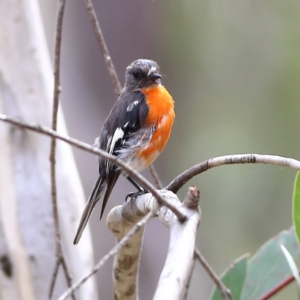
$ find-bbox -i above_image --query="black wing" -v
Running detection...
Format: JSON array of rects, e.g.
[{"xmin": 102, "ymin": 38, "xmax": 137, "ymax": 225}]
[{"xmin": 97, "ymin": 90, "xmax": 149, "ymax": 218}]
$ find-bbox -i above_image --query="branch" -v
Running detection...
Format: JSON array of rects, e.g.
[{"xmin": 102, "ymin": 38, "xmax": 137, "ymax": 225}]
[
  {"xmin": 0, "ymin": 115, "xmax": 187, "ymax": 222},
  {"xmin": 82, "ymin": 0, "xmax": 121, "ymax": 96},
  {"xmin": 107, "ymin": 187, "xmax": 199, "ymax": 300},
  {"xmin": 57, "ymin": 211, "xmax": 154, "ymax": 300},
  {"xmin": 167, "ymin": 154, "xmax": 300, "ymax": 193},
  {"xmin": 48, "ymin": 1, "xmax": 75, "ymax": 299},
  {"xmin": 107, "ymin": 193, "xmax": 158, "ymax": 300},
  {"xmin": 154, "ymin": 187, "xmax": 201, "ymax": 300},
  {"xmin": 183, "ymin": 253, "xmax": 196, "ymax": 300},
  {"xmin": 194, "ymin": 248, "xmax": 232, "ymax": 300},
  {"xmin": 148, "ymin": 164, "xmax": 163, "ymax": 189}
]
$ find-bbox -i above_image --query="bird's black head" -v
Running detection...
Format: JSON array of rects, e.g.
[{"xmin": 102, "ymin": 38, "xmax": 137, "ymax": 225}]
[{"xmin": 124, "ymin": 59, "xmax": 162, "ymax": 90}]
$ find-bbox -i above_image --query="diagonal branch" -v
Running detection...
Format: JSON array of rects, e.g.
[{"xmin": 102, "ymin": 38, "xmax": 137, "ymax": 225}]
[
  {"xmin": 48, "ymin": 1, "xmax": 75, "ymax": 299},
  {"xmin": 148, "ymin": 164, "xmax": 163, "ymax": 189},
  {"xmin": 194, "ymin": 249, "xmax": 232, "ymax": 300},
  {"xmin": 0, "ymin": 114, "xmax": 187, "ymax": 222},
  {"xmin": 83, "ymin": 0, "xmax": 121, "ymax": 96},
  {"xmin": 166, "ymin": 154, "xmax": 300, "ymax": 193}
]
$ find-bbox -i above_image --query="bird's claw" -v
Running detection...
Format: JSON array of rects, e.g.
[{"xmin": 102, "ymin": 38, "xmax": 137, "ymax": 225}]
[{"xmin": 125, "ymin": 190, "xmax": 147, "ymax": 202}]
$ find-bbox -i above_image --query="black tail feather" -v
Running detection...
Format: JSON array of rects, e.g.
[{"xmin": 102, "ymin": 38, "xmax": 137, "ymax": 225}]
[
  {"xmin": 100, "ymin": 171, "xmax": 121, "ymax": 219},
  {"xmin": 73, "ymin": 174, "xmax": 106, "ymax": 244}
]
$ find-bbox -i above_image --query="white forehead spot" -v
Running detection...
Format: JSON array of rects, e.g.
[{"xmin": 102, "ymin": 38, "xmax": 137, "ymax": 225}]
[
  {"xmin": 147, "ymin": 66, "xmax": 157, "ymax": 76},
  {"xmin": 127, "ymin": 100, "xmax": 139, "ymax": 112}
]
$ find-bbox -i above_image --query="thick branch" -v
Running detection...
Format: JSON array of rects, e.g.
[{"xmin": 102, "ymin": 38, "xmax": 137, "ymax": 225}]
[
  {"xmin": 167, "ymin": 154, "xmax": 300, "ymax": 193},
  {"xmin": 107, "ymin": 190, "xmax": 189, "ymax": 300},
  {"xmin": 0, "ymin": 115, "xmax": 186, "ymax": 222},
  {"xmin": 154, "ymin": 187, "xmax": 201, "ymax": 300},
  {"xmin": 107, "ymin": 193, "xmax": 159, "ymax": 300}
]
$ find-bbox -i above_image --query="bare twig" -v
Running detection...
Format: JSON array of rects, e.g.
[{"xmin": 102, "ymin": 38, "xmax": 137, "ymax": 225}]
[
  {"xmin": 167, "ymin": 154, "xmax": 300, "ymax": 193},
  {"xmin": 48, "ymin": 258, "xmax": 61, "ymax": 299},
  {"xmin": 48, "ymin": 1, "xmax": 75, "ymax": 299},
  {"xmin": 183, "ymin": 254, "xmax": 196, "ymax": 300},
  {"xmin": 57, "ymin": 211, "xmax": 154, "ymax": 300},
  {"xmin": 148, "ymin": 164, "xmax": 163, "ymax": 189},
  {"xmin": 82, "ymin": 0, "xmax": 121, "ymax": 96},
  {"xmin": 194, "ymin": 248, "xmax": 232, "ymax": 300},
  {"xmin": 0, "ymin": 115, "xmax": 187, "ymax": 222}
]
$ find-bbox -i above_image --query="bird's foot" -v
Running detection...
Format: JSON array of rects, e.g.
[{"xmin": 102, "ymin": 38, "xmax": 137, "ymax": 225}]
[{"xmin": 125, "ymin": 189, "xmax": 148, "ymax": 202}]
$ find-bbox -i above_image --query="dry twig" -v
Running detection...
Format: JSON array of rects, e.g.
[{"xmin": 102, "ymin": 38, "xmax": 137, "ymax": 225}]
[
  {"xmin": 167, "ymin": 154, "xmax": 300, "ymax": 193},
  {"xmin": 148, "ymin": 164, "xmax": 163, "ymax": 189},
  {"xmin": 48, "ymin": 1, "xmax": 75, "ymax": 299},
  {"xmin": 194, "ymin": 249, "xmax": 232, "ymax": 300},
  {"xmin": 183, "ymin": 254, "xmax": 196, "ymax": 300},
  {"xmin": 82, "ymin": 0, "xmax": 121, "ymax": 96}
]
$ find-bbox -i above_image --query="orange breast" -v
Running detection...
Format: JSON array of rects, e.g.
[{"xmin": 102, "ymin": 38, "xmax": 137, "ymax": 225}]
[{"xmin": 138, "ymin": 85, "xmax": 175, "ymax": 166}]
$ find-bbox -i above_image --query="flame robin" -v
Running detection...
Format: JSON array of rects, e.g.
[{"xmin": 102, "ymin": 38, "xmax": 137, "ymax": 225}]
[{"xmin": 74, "ymin": 59, "xmax": 175, "ymax": 244}]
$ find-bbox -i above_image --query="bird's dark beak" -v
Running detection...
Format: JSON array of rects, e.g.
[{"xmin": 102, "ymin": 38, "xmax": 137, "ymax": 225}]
[{"xmin": 149, "ymin": 72, "xmax": 162, "ymax": 80}]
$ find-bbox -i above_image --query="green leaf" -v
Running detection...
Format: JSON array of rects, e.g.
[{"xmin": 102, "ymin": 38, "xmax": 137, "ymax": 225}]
[
  {"xmin": 281, "ymin": 244, "xmax": 300, "ymax": 285},
  {"xmin": 293, "ymin": 171, "xmax": 300, "ymax": 244},
  {"xmin": 241, "ymin": 227, "xmax": 299, "ymax": 300},
  {"xmin": 280, "ymin": 244, "xmax": 300, "ymax": 299},
  {"xmin": 210, "ymin": 254, "xmax": 248, "ymax": 300}
]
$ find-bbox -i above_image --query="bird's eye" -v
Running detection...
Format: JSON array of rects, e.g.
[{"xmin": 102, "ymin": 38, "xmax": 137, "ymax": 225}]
[{"xmin": 132, "ymin": 71, "xmax": 143, "ymax": 79}]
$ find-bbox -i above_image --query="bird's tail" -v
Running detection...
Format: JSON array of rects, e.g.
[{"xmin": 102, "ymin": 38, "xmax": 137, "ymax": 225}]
[{"xmin": 73, "ymin": 174, "xmax": 106, "ymax": 244}]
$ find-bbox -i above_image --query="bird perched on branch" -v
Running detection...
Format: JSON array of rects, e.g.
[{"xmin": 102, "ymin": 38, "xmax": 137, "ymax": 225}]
[{"xmin": 74, "ymin": 59, "xmax": 175, "ymax": 244}]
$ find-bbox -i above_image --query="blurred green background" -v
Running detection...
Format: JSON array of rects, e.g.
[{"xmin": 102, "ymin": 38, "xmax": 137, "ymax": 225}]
[{"xmin": 39, "ymin": 0, "xmax": 300, "ymax": 298}]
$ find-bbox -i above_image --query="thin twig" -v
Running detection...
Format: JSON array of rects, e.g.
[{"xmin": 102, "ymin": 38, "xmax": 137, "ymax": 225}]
[
  {"xmin": 167, "ymin": 154, "xmax": 300, "ymax": 193},
  {"xmin": 57, "ymin": 211, "xmax": 154, "ymax": 300},
  {"xmin": 194, "ymin": 248, "xmax": 232, "ymax": 300},
  {"xmin": 48, "ymin": 1, "xmax": 75, "ymax": 299},
  {"xmin": 82, "ymin": 0, "xmax": 164, "ymax": 187},
  {"xmin": 48, "ymin": 257, "xmax": 61, "ymax": 299},
  {"xmin": 83, "ymin": 0, "xmax": 121, "ymax": 96},
  {"xmin": 183, "ymin": 254, "xmax": 196, "ymax": 300},
  {"xmin": 0, "ymin": 115, "xmax": 187, "ymax": 222},
  {"xmin": 148, "ymin": 164, "xmax": 163, "ymax": 189}
]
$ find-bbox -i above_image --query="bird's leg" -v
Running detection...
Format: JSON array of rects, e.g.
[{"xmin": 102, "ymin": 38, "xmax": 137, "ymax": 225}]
[{"xmin": 125, "ymin": 176, "xmax": 148, "ymax": 201}]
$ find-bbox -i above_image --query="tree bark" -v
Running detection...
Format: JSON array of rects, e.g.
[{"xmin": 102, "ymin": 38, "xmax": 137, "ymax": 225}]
[{"xmin": 0, "ymin": 0, "xmax": 97, "ymax": 299}]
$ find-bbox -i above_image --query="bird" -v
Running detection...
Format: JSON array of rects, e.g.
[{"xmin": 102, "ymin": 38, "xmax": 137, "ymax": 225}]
[{"xmin": 73, "ymin": 59, "xmax": 175, "ymax": 244}]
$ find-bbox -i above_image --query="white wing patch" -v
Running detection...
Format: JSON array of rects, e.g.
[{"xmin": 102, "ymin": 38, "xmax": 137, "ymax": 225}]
[
  {"xmin": 109, "ymin": 127, "xmax": 124, "ymax": 154},
  {"xmin": 127, "ymin": 100, "xmax": 139, "ymax": 112},
  {"xmin": 106, "ymin": 127, "xmax": 124, "ymax": 174}
]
